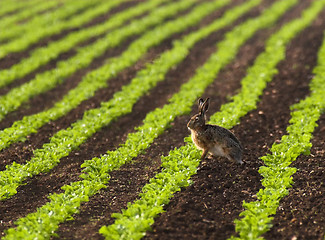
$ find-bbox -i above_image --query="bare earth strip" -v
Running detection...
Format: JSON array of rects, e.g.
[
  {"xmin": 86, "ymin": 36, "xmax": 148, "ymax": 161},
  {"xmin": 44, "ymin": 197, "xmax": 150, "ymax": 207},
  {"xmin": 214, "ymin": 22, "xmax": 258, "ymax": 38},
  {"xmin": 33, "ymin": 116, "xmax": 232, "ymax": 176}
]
[
  {"xmin": 264, "ymin": 114, "xmax": 324, "ymax": 240},
  {"xmin": 144, "ymin": 3, "xmax": 325, "ymax": 240},
  {"xmin": 0, "ymin": 1, "xmax": 238, "ymax": 235},
  {"xmin": 0, "ymin": 1, "xmax": 324, "ymax": 239}
]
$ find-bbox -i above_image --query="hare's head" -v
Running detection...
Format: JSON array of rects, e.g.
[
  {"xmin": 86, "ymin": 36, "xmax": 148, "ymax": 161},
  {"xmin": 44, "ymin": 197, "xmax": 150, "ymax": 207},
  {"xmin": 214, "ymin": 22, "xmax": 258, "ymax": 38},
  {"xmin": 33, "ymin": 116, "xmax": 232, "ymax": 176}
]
[{"xmin": 187, "ymin": 98, "xmax": 210, "ymax": 130}]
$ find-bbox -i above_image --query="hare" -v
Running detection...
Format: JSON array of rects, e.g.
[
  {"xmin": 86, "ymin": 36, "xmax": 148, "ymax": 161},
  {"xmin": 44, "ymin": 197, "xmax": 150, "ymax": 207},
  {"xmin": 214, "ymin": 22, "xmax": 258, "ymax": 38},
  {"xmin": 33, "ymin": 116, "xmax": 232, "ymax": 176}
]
[{"xmin": 187, "ymin": 98, "xmax": 243, "ymax": 164}]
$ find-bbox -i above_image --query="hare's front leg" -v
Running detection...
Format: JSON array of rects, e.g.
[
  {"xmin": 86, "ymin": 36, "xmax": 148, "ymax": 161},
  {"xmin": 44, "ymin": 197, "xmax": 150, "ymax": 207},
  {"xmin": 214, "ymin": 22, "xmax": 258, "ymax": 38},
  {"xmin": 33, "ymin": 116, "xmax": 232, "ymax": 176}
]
[{"xmin": 201, "ymin": 149, "xmax": 208, "ymax": 160}]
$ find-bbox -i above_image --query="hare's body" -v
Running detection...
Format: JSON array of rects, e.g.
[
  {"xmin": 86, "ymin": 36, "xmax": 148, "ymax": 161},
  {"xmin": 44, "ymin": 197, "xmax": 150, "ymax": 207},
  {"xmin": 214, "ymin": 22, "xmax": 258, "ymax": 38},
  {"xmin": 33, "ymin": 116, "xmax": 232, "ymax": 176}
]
[{"xmin": 187, "ymin": 98, "xmax": 243, "ymax": 164}]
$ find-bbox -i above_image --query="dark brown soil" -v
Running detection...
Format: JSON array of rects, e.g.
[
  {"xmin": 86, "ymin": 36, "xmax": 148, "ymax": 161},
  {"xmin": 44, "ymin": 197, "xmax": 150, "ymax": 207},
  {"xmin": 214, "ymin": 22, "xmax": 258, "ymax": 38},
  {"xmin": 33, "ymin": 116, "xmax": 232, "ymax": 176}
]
[
  {"xmin": 145, "ymin": 2, "xmax": 325, "ymax": 240},
  {"xmin": 264, "ymin": 115, "xmax": 325, "ymax": 240},
  {"xmin": 0, "ymin": 1, "xmax": 324, "ymax": 239}
]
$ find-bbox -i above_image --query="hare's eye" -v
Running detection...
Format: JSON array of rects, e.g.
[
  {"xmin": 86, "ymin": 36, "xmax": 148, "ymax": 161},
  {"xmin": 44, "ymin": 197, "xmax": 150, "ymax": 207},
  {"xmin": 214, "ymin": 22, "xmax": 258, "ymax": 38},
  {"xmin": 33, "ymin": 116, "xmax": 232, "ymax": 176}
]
[{"xmin": 195, "ymin": 116, "xmax": 199, "ymax": 121}]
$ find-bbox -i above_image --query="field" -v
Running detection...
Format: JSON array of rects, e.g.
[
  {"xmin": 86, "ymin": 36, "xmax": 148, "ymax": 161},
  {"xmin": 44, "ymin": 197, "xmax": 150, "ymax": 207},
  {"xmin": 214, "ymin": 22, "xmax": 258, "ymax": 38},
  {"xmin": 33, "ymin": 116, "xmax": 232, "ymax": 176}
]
[{"xmin": 0, "ymin": 0, "xmax": 324, "ymax": 239}]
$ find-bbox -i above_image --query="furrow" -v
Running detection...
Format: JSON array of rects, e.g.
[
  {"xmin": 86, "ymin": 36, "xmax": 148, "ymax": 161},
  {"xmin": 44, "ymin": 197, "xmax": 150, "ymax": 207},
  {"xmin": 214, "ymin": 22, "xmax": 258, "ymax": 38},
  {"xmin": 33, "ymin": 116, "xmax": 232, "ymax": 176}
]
[
  {"xmin": 1, "ymin": 1, "xmax": 322, "ymax": 239},
  {"xmin": 0, "ymin": 0, "xmax": 127, "ymax": 58},
  {"xmin": 100, "ymin": 1, "xmax": 325, "ymax": 239},
  {"xmin": 144, "ymin": 2, "xmax": 325, "ymax": 238},
  {"xmin": 0, "ymin": 0, "xmax": 168, "ymax": 88},
  {"xmin": 0, "ymin": 0, "xmax": 42, "ymax": 18},
  {"xmin": 0, "ymin": 0, "xmax": 197, "ymax": 123},
  {"xmin": 230, "ymin": 21, "xmax": 325, "ymax": 240},
  {"xmin": 0, "ymin": 0, "xmax": 230, "ymax": 201},
  {"xmin": 0, "ymin": 5, "xmax": 230, "ymax": 232},
  {"xmin": 0, "ymin": 0, "xmax": 60, "ymax": 29},
  {"xmin": 264, "ymin": 114, "xmax": 325, "ymax": 239},
  {"xmin": 0, "ymin": 0, "xmax": 102, "ymax": 43},
  {"xmin": 0, "ymin": 1, "xmax": 268, "ymax": 238}
]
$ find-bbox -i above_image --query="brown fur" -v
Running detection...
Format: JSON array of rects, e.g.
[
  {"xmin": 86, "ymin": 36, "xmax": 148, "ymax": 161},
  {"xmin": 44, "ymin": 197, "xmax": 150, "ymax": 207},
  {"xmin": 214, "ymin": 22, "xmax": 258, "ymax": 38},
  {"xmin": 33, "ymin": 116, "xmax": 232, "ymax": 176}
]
[{"xmin": 187, "ymin": 98, "xmax": 243, "ymax": 164}]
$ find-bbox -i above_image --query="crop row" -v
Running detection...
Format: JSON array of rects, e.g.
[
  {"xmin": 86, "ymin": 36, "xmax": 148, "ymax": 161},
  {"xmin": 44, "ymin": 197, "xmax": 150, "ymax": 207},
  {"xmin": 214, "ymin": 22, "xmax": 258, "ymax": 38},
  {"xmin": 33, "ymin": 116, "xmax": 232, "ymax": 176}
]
[
  {"xmin": 100, "ymin": 1, "xmax": 325, "ymax": 239},
  {"xmin": 0, "ymin": 0, "xmax": 169, "ymax": 88},
  {"xmin": 0, "ymin": 0, "xmax": 229, "ymax": 201},
  {"xmin": 0, "ymin": 0, "xmax": 60, "ymax": 29},
  {"xmin": 2, "ymin": 0, "xmax": 295, "ymax": 238},
  {"xmin": 1, "ymin": 2, "xmax": 264, "ymax": 237},
  {"xmin": 231, "ymin": 2, "xmax": 325, "ymax": 239},
  {"xmin": 0, "ymin": 0, "xmax": 130, "ymax": 58},
  {"xmin": 0, "ymin": 0, "xmax": 41, "ymax": 18},
  {"xmin": 0, "ymin": 0, "xmax": 196, "ymax": 122},
  {"xmin": 1, "ymin": 1, "xmax": 323, "ymax": 239},
  {"xmin": 0, "ymin": 0, "xmax": 100, "ymax": 43}
]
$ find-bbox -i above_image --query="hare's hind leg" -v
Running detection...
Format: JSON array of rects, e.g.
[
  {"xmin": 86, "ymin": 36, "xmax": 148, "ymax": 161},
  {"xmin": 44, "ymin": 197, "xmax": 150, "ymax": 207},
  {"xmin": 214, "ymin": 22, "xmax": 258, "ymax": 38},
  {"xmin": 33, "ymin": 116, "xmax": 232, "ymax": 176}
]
[
  {"xmin": 228, "ymin": 148, "xmax": 243, "ymax": 164},
  {"xmin": 234, "ymin": 155, "xmax": 243, "ymax": 165}
]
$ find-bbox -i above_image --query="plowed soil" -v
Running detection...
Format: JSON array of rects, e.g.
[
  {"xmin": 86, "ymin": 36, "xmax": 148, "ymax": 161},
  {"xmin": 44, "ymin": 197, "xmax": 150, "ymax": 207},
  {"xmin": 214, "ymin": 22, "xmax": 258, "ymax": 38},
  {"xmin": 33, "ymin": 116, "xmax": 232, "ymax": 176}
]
[{"xmin": 0, "ymin": 1, "xmax": 324, "ymax": 239}]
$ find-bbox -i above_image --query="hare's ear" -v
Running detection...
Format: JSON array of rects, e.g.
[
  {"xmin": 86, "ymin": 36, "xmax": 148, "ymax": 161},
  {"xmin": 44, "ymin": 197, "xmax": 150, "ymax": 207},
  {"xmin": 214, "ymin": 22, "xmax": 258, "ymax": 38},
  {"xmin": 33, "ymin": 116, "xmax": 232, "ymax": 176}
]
[
  {"xmin": 198, "ymin": 98, "xmax": 204, "ymax": 112},
  {"xmin": 201, "ymin": 98, "xmax": 210, "ymax": 115}
]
